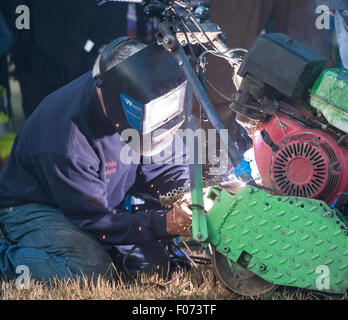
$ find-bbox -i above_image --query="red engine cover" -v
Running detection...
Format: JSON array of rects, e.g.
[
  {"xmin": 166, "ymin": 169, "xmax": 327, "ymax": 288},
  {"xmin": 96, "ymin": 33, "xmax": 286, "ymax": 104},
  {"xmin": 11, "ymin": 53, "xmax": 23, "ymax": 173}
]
[{"xmin": 253, "ymin": 113, "xmax": 348, "ymax": 207}]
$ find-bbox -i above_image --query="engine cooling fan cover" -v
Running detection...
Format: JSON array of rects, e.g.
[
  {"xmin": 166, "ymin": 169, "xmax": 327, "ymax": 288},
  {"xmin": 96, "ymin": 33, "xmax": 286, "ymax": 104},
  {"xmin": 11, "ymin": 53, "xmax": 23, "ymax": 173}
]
[
  {"xmin": 271, "ymin": 135, "xmax": 338, "ymax": 199},
  {"xmin": 254, "ymin": 113, "xmax": 348, "ymax": 206}
]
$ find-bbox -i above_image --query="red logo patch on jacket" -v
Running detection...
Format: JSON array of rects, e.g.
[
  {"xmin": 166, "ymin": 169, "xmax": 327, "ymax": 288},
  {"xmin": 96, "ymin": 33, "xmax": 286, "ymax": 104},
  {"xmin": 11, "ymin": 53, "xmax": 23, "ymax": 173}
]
[{"xmin": 105, "ymin": 161, "xmax": 117, "ymax": 175}]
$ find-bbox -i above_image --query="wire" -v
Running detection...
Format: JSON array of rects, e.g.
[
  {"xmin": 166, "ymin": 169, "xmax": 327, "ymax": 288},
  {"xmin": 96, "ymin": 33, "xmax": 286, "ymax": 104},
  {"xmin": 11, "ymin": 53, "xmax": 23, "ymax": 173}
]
[
  {"xmin": 186, "ymin": 10, "xmax": 224, "ymax": 54},
  {"xmin": 173, "ymin": 0, "xmax": 192, "ymax": 10},
  {"xmin": 275, "ymin": 114, "xmax": 287, "ymax": 138},
  {"xmin": 172, "ymin": 3, "xmax": 247, "ymax": 74},
  {"xmin": 194, "ymin": 48, "xmax": 245, "ymax": 100},
  {"xmin": 168, "ymin": 239, "xmax": 206, "ymax": 287},
  {"xmin": 118, "ymin": 237, "xmax": 212, "ymax": 290},
  {"xmin": 248, "ymin": 181, "xmax": 284, "ymax": 195},
  {"xmin": 179, "ymin": 18, "xmax": 197, "ymax": 63},
  {"xmin": 195, "ymin": 40, "xmax": 246, "ymax": 65},
  {"xmin": 180, "ymin": 23, "xmax": 245, "ymax": 71},
  {"xmin": 122, "ymin": 245, "xmax": 138, "ymax": 278},
  {"xmin": 173, "ymin": 7, "xmax": 209, "ymax": 51},
  {"xmin": 203, "ymin": 74, "xmax": 235, "ymax": 102},
  {"xmin": 197, "ymin": 49, "xmax": 241, "ymax": 67},
  {"xmin": 203, "ymin": 73, "xmax": 262, "ymax": 113},
  {"xmin": 161, "ymin": 263, "xmax": 183, "ymax": 286},
  {"xmin": 182, "ymin": 0, "xmax": 245, "ymax": 59}
]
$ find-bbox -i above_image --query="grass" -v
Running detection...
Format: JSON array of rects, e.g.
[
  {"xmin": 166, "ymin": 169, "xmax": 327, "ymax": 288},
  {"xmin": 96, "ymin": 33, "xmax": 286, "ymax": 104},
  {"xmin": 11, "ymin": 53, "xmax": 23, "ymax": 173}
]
[
  {"xmin": 0, "ymin": 264, "xmax": 347, "ymax": 300},
  {"xmin": 0, "ymin": 132, "xmax": 16, "ymax": 159}
]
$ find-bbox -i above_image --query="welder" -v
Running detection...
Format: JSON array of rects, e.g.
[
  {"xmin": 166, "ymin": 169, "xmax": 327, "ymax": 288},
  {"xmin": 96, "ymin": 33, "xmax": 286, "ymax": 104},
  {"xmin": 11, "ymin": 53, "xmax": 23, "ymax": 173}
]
[{"xmin": 0, "ymin": 37, "xmax": 192, "ymax": 282}]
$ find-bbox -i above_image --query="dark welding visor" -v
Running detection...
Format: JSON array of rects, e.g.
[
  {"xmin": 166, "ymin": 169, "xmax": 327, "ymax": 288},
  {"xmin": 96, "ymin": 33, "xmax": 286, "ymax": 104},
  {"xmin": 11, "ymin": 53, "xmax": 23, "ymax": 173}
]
[{"xmin": 96, "ymin": 41, "xmax": 188, "ymax": 133}]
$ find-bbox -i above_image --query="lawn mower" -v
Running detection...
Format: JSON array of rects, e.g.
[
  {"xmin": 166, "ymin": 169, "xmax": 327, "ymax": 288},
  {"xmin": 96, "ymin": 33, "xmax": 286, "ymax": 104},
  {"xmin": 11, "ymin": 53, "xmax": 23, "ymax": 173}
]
[{"xmin": 116, "ymin": 0, "xmax": 348, "ymax": 296}]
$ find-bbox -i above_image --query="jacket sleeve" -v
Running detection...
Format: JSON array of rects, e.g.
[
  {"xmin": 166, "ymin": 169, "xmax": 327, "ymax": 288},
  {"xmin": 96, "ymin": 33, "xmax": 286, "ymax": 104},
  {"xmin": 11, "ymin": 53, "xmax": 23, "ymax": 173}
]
[
  {"xmin": 138, "ymin": 137, "xmax": 190, "ymax": 198},
  {"xmin": 32, "ymin": 152, "xmax": 170, "ymax": 246}
]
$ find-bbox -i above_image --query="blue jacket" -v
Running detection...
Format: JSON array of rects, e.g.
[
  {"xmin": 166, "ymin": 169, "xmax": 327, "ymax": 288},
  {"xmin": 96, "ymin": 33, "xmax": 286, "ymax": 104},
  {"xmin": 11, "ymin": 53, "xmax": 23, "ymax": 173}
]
[{"xmin": 0, "ymin": 72, "xmax": 189, "ymax": 246}]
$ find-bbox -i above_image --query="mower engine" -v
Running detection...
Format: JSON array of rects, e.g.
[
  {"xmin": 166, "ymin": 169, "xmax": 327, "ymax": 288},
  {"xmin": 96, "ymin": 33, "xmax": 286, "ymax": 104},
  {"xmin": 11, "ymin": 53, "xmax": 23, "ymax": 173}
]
[
  {"xmin": 232, "ymin": 33, "xmax": 348, "ymax": 211},
  {"xmin": 253, "ymin": 108, "xmax": 348, "ymax": 208}
]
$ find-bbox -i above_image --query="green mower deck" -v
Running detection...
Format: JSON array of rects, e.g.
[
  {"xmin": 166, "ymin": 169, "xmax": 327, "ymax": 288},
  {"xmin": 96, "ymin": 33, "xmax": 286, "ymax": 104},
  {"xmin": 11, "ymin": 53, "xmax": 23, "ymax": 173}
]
[{"xmin": 206, "ymin": 186, "xmax": 348, "ymax": 294}]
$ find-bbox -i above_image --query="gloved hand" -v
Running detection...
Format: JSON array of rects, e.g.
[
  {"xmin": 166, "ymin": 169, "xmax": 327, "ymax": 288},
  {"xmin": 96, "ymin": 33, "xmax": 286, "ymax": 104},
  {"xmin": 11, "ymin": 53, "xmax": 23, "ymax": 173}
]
[{"xmin": 166, "ymin": 204, "xmax": 192, "ymax": 237}]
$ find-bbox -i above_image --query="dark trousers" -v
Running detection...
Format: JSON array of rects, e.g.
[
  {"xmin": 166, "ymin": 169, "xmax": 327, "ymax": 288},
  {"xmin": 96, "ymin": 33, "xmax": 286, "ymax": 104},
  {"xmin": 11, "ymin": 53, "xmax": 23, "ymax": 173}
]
[{"xmin": 0, "ymin": 203, "xmax": 169, "ymax": 282}]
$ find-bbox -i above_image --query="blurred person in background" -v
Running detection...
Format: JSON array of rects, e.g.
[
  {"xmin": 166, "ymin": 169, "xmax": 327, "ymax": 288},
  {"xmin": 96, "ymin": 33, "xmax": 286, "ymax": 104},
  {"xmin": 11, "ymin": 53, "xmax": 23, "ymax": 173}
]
[
  {"xmin": 2, "ymin": 0, "xmax": 128, "ymax": 119},
  {"xmin": 0, "ymin": 5, "xmax": 13, "ymax": 169},
  {"xmin": 0, "ymin": 7, "xmax": 12, "ymax": 118},
  {"xmin": 335, "ymin": 8, "xmax": 348, "ymax": 67},
  {"xmin": 316, "ymin": 0, "xmax": 348, "ymax": 68}
]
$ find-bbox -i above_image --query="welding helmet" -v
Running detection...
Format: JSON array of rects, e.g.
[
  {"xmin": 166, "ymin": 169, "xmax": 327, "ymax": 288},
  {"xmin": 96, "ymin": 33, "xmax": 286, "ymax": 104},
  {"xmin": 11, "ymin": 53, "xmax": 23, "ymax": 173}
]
[{"xmin": 95, "ymin": 36, "xmax": 190, "ymax": 156}]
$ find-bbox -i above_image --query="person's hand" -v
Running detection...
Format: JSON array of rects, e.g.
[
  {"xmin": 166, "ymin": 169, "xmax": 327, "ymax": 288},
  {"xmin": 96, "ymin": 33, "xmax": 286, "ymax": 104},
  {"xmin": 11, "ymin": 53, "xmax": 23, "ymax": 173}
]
[{"xmin": 166, "ymin": 204, "xmax": 192, "ymax": 237}]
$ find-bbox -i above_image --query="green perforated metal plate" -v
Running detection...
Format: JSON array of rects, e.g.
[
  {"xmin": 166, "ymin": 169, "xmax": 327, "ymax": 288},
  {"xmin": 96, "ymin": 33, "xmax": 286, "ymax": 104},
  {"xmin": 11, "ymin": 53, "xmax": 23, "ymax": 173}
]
[{"xmin": 206, "ymin": 186, "xmax": 348, "ymax": 294}]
